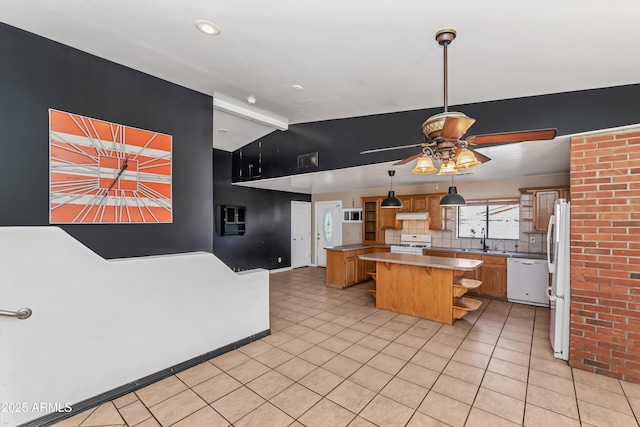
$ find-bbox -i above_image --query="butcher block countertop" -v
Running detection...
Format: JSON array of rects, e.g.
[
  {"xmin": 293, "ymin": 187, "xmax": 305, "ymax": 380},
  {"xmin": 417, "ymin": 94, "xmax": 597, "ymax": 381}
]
[{"xmin": 358, "ymin": 252, "xmax": 483, "ymax": 271}]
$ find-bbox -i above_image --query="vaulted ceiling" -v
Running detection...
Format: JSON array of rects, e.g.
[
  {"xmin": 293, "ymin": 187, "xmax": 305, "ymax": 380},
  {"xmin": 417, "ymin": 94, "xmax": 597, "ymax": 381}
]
[{"xmin": 2, "ymin": 1, "xmax": 638, "ymax": 192}]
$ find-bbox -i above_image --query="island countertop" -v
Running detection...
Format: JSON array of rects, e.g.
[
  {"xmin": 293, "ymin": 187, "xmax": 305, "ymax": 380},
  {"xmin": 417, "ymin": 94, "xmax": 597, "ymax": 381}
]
[{"xmin": 358, "ymin": 252, "xmax": 483, "ymax": 271}]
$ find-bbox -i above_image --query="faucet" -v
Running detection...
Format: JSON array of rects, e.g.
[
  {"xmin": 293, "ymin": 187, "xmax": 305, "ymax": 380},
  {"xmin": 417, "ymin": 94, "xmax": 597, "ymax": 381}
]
[{"xmin": 480, "ymin": 227, "xmax": 489, "ymax": 251}]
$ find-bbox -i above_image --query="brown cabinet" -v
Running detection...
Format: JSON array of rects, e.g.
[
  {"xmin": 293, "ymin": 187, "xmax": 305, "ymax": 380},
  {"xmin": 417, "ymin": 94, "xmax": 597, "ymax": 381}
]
[
  {"xmin": 326, "ymin": 247, "xmax": 376, "ymax": 288},
  {"xmin": 453, "ymin": 253, "xmax": 507, "ymax": 299},
  {"xmin": 398, "ymin": 196, "xmax": 413, "ymax": 212},
  {"xmin": 455, "ymin": 253, "xmax": 482, "ymax": 280},
  {"xmin": 479, "ymin": 255, "xmax": 507, "ymax": 298},
  {"xmin": 520, "ymin": 186, "xmax": 570, "ymax": 233},
  {"xmin": 362, "ymin": 197, "xmax": 381, "ymax": 244},
  {"xmin": 356, "ymin": 249, "xmax": 370, "ymax": 283},
  {"xmin": 533, "ymin": 190, "xmax": 559, "ymax": 232},
  {"xmin": 411, "ymin": 196, "xmax": 428, "ymax": 212},
  {"xmin": 379, "ymin": 207, "xmax": 402, "ymax": 230},
  {"xmin": 425, "ymin": 250, "xmax": 454, "ymax": 258},
  {"xmin": 428, "ymin": 195, "xmax": 444, "ymax": 230},
  {"xmin": 361, "ymin": 192, "xmax": 453, "ymax": 244}
]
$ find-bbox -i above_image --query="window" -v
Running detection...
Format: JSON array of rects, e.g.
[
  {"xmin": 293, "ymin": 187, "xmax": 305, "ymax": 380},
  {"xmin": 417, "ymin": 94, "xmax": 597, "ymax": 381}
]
[{"xmin": 457, "ymin": 199, "xmax": 520, "ymax": 240}]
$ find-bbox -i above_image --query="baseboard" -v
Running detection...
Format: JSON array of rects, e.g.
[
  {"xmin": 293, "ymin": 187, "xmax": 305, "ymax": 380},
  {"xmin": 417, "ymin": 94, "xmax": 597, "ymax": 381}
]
[
  {"xmin": 269, "ymin": 266, "xmax": 293, "ymax": 274},
  {"xmin": 21, "ymin": 329, "xmax": 271, "ymax": 427}
]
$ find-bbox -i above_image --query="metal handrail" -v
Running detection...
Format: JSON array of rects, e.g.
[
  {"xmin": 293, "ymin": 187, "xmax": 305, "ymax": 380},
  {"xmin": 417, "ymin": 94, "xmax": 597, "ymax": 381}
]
[{"xmin": 0, "ymin": 308, "xmax": 32, "ymax": 319}]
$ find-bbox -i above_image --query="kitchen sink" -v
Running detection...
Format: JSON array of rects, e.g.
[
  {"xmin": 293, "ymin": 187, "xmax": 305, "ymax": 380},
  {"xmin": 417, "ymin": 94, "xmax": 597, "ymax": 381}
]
[{"xmin": 459, "ymin": 248, "xmax": 508, "ymax": 254}]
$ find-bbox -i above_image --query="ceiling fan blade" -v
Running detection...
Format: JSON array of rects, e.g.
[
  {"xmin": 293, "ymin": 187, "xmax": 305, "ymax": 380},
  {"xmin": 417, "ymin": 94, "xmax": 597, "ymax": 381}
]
[
  {"xmin": 466, "ymin": 128, "xmax": 557, "ymax": 145},
  {"xmin": 441, "ymin": 116, "xmax": 476, "ymax": 139},
  {"xmin": 394, "ymin": 152, "xmax": 423, "ymax": 166},
  {"xmin": 360, "ymin": 142, "xmax": 423, "ymax": 155}
]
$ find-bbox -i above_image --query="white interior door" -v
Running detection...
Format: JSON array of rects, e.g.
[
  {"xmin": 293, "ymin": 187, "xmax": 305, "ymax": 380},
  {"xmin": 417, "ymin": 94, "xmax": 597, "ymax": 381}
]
[
  {"xmin": 291, "ymin": 201, "xmax": 311, "ymax": 268},
  {"xmin": 315, "ymin": 201, "xmax": 342, "ymax": 267}
]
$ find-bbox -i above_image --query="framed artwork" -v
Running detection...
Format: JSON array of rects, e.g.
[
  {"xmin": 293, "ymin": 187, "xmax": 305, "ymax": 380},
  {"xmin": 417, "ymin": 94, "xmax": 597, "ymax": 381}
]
[{"xmin": 49, "ymin": 109, "xmax": 172, "ymax": 223}]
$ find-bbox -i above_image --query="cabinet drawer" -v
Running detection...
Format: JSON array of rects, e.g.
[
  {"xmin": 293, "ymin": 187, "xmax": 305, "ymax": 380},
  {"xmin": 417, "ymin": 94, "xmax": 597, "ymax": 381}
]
[{"xmin": 481, "ymin": 255, "xmax": 506, "ymax": 265}]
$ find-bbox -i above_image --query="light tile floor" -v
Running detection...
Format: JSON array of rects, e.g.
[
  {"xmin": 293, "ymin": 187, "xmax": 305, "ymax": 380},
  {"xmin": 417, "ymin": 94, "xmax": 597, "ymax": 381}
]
[{"xmin": 53, "ymin": 267, "xmax": 640, "ymax": 427}]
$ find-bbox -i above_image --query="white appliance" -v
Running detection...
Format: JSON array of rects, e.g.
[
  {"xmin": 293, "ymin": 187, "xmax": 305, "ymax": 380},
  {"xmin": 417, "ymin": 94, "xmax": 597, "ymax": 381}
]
[
  {"xmin": 547, "ymin": 199, "xmax": 571, "ymax": 361},
  {"xmin": 507, "ymin": 258, "xmax": 550, "ymax": 307},
  {"xmin": 390, "ymin": 234, "xmax": 431, "ymax": 255}
]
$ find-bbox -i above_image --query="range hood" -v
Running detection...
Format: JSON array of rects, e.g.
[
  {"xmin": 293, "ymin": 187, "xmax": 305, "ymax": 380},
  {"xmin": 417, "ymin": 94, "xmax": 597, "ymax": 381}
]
[{"xmin": 396, "ymin": 212, "xmax": 429, "ymax": 220}]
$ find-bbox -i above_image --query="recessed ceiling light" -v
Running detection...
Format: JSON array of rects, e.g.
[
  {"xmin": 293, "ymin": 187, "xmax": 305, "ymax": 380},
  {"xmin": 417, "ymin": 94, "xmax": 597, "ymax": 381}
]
[
  {"xmin": 217, "ymin": 128, "xmax": 229, "ymax": 134},
  {"xmin": 195, "ymin": 19, "xmax": 221, "ymax": 35},
  {"xmin": 246, "ymin": 95, "xmax": 257, "ymax": 105},
  {"xmin": 292, "ymin": 84, "xmax": 304, "ymax": 91}
]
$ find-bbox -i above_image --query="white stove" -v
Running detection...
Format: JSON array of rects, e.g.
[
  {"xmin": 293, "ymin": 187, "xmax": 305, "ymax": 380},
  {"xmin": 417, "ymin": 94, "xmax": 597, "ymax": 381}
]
[{"xmin": 390, "ymin": 234, "xmax": 432, "ymax": 255}]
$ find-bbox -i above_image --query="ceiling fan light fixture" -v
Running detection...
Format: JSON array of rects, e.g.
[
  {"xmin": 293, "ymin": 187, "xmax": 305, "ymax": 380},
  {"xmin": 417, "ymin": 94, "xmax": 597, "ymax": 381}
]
[
  {"xmin": 455, "ymin": 149, "xmax": 481, "ymax": 170},
  {"xmin": 437, "ymin": 160, "xmax": 459, "ymax": 176},
  {"xmin": 381, "ymin": 170, "xmax": 403, "ymax": 208},
  {"xmin": 440, "ymin": 186, "xmax": 466, "ymax": 206},
  {"xmin": 412, "ymin": 155, "xmax": 437, "ymax": 174}
]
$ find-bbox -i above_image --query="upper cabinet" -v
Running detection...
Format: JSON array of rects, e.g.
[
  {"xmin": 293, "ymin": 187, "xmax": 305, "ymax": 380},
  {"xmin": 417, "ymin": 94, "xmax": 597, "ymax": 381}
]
[
  {"xmin": 520, "ymin": 186, "xmax": 570, "ymax": 232},
  {"xmin": 411, "ymin": 195, "xmax": 428, "ymax": 212},
  {"xmin": 362, "ymin": 197, "xmax": 383, "ymax": 244},
  {"xmin": 533, "ymin": 190, "xmax": 559, "ymax": 232},
  {"xmin": 361, "ymin": 192, "xmax": 452, "ymax": 243},
  {"xmin": 397, "ymin": 196, "xmax": 413, "ymax": 212},
  {"xmin": 427, "ymin": 193, "xmax": 453, "ymax": 231}
]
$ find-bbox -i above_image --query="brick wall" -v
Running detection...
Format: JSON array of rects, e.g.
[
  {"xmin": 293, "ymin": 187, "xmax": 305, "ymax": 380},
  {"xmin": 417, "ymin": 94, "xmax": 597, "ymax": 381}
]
[{"xmin": 569, "ymin": 128, "xmax": 640, "ymax": 383}]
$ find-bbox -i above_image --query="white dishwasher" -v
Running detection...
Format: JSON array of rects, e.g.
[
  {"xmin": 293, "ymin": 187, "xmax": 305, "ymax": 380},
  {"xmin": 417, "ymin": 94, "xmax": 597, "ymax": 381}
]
[{"xmin": 507, "ymin": 258, "xmax": 549, "ymax": 307}]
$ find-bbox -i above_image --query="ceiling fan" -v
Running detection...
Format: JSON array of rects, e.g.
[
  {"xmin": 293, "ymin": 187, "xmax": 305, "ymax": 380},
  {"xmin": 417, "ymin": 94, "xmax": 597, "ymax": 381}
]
[{"xmin": 361, "ymin": 29, "xmax": 557, "ymax": 175}]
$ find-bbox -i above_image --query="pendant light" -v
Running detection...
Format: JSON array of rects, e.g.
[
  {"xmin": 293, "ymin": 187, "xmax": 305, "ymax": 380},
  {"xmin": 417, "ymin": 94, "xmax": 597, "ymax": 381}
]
[
  {"xmin": 381, "ymin": 170, "xmax": 402, "ymax": 208},
  {"xmin": 440, "ymin": 175, "xmax": 466, "ymax": 206}
]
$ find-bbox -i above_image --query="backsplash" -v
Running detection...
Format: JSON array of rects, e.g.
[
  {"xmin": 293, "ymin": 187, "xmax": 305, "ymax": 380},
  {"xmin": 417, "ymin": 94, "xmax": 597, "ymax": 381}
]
[{"xmin": 385, "ymin": 193, "xmax": 547, "ymax": 254}]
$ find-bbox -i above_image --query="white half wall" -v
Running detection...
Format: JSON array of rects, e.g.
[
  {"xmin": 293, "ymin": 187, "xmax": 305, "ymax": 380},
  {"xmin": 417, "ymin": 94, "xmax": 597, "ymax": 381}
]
[{"xmin": 0, "ymin": 227, "xmax": 269, "ymax": 426}]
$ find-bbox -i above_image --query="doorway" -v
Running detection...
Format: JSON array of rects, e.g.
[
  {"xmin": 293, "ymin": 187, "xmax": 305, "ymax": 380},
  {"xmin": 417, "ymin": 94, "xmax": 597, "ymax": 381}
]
[
  {"xmin": 315, "ymin": 200, "xmax": 342, "ymax": 267},
  {"xmin": 291, "ymin": 201, "xmax": 311, "ymax": 268}
]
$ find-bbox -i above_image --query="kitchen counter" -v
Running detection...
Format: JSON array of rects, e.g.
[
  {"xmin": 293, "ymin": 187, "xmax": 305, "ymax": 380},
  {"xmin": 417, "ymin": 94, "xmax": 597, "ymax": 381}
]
[
  {"xmin": 358, "ymin": 252, "xmax": 483, "ymax": 324},
  {"xmin": 325, "ymin": 244, "xmax": 391, "ymax": 252},
  {"xmin": 358, "ymin": 252, "xmax": 483, "ymax": 270},
  {"xmin": 425, "ymin": 246, "xmax": 547, "ymax": 260}
]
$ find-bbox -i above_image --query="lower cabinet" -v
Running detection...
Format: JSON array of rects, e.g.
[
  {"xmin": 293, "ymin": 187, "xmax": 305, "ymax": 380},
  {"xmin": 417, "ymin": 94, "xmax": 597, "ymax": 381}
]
[
  {"xmin": 480, "ymin": 256, "xmax": 507, "ymax": 298},
  {"xmin": 327, "ymin": 248, "xmax": 378, "ymax": 288},
  {"xmin": 447, "ymin": 252, "xmax": 507, "ymax": 299}
]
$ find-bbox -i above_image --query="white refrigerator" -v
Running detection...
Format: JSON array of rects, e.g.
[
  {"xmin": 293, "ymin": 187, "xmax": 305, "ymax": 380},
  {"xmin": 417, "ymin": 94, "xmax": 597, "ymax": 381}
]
[{"xmin": 547, "ymin": 199, "xmax": 570, "ymax": 361}]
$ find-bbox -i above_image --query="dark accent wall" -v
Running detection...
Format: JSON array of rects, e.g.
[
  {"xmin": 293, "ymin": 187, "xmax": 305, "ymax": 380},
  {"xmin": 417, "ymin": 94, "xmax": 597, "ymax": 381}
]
[
  {"xmin": 213, "ymin": 149, "xmax": 310, "ymax": 270},
  {"xmin": 233, "ymin": 85, "xmax": 640, "ymax": 182},
  {"xmin": 0, "ymin": 23, "xmax": 213, "ymax": 258}
]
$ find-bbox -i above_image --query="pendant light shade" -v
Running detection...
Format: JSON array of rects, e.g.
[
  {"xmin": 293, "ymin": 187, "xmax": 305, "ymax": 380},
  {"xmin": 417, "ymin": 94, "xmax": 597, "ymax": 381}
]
[
  {"xmin": 381, "ymin": 170, "xmax": 403, "ymax": 208},
  {"xmin": 381, "ymin": 190, "xmax": 402, "ymax": 208},
  {"xmin": 440, "ymin": 185, "xmax": 466, "ymax": 206}
]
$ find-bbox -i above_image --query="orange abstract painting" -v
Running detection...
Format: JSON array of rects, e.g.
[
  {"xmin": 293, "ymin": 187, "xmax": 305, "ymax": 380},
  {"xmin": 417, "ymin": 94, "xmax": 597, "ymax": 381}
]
[{"xmin": 49, "ymin": 109, "xmax": 172, "ymax": 223}]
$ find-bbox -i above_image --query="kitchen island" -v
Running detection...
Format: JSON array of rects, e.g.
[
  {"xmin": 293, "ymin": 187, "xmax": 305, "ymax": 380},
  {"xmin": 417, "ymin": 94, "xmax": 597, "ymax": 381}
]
[{"xmin": 358, "ymin": 252, "xmax": 483, "ymax": 324}]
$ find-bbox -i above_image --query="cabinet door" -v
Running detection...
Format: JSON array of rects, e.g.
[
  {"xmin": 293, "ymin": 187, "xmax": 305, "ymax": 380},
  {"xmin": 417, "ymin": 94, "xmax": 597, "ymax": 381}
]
[
  {"xmin": 481, "ymin": 264, "xmax": 507, "ymax": 298},
  {"xmin": 480, "ymin": 255, "xmax": 507, "ymax": 298},
  {"xmin": 398, "ymin": 196, "xmax": 412, "ymax": 212},
  {"xmin": 345, "ymin": 256, "xmax": 357, "ymax": 285},
  {"xmin": 411, "ymin": 196, "xmax": 428, "ymax": 212},
  {"xmin": 379, "ymin": 208, "xmax": 402, "ymax": 230},
  {"xmin": 533, "ymin": 191, "xmax": 559, "ymax": 231},
  {"xmin": 428, "ymin": 196, "xmax": 444, "ymax": 230},
  {"xmin": 356, "ymin": 249, "xmax": 368, "ymax": 283}
]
